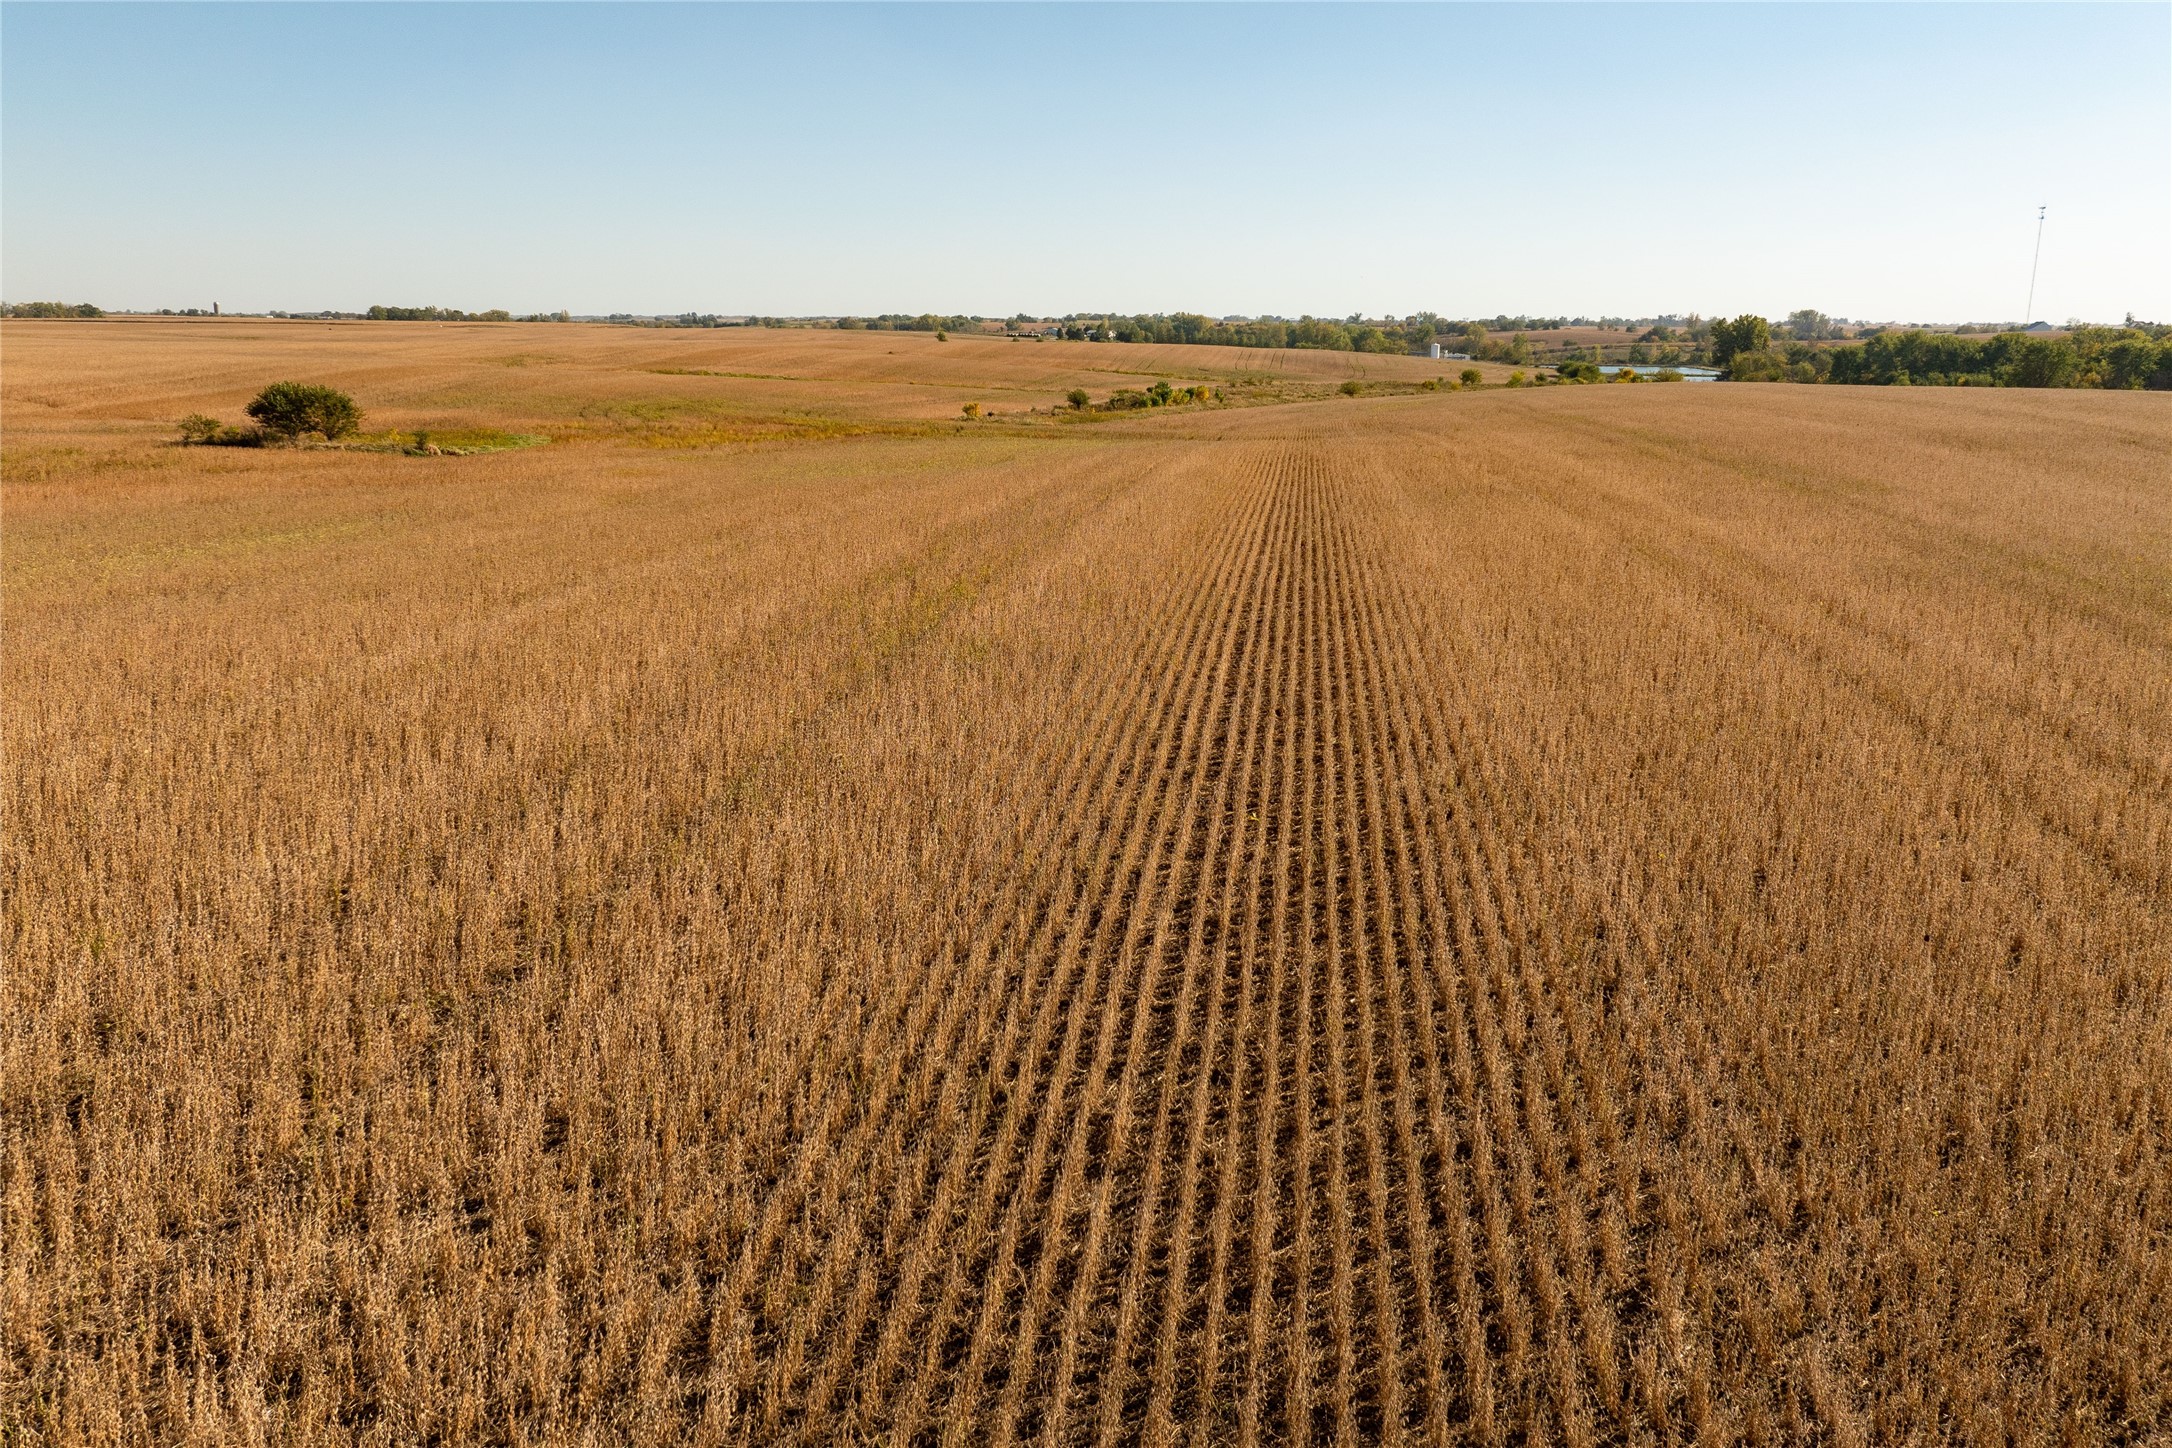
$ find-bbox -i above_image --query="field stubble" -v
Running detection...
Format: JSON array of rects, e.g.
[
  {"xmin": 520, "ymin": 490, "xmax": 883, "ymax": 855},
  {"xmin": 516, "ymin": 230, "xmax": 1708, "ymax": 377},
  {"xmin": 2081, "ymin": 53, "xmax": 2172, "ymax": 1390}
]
[{"xmin": 4, "ymin": 326, "xmax": 2169, "ymax": 1445}]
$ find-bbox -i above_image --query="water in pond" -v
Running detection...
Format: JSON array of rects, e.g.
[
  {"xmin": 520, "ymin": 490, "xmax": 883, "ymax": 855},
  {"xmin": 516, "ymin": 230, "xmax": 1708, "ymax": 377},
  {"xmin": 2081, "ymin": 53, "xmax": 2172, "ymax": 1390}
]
[{"xmin": 1596, "ymin": 364, "xmax": 1722, "ymax": 382}]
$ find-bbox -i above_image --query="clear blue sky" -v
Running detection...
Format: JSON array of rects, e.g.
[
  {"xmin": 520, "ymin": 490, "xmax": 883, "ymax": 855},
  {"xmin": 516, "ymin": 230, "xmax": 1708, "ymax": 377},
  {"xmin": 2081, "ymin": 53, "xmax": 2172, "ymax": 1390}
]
[{"xmin": 5, "ymin": 3, "xmax": 2165, "ymax": 323}]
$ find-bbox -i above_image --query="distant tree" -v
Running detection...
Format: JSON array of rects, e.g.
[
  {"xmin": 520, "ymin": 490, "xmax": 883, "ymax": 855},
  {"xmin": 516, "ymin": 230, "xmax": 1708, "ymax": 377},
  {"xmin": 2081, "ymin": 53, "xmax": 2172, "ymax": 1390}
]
[
  {"xmin": 1148, "ymin": 380, "xmax": 1174, "ymax": 405},
  {"xmin": 245, "ymin": 382, "xmax": 361, "ymax": 440},
  {"xmin": 960, "ymin": 402, "xmax": 981, "ymax": 419},
  {"xmin": 935, "ymin": 329, "xmax": 948, "ymax": 342},
  {"xmin": 1709, "ymin": 315, "xmax": 1770, "ymax": 368},
  {"xmin": 2101, "ymin": 336, "xmax": 2172, "ymax": 390},
  {"xmin": 1066, "ymin": 389, "xmax": 1089, "ymax": 410},
  {"xmin": 1340, "ymin": 379, "xmax": 1362, "ymax": 396},
  {"xmin": 176, "ymin": 414, "xmax": 222, "ymax": 444},
  {"xmin": 1726, "ymin": 349, "xmax": 1787, "ymax": 382},
  {"xmin": 2000, "ymin": 336, "xmax": 2078, "ymax": 388},
  {"xmin": 1785, "ymin": 309, "xmax": 1837, "ymax": 340},
  {"xmin": 1460, "ymin": 368, "xmax": 1483, "ymax": 387}
]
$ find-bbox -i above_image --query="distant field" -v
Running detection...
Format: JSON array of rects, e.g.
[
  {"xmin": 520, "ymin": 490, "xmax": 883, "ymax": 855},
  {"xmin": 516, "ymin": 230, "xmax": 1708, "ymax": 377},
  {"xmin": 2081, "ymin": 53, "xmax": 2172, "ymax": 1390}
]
[
  {"xmin": 2, "ymin": 318, "xmax": 1496, "ymax": 443},
  {"xmin": 5, "ymin": 323, "xmax": 2168, "ymax": 1444}
]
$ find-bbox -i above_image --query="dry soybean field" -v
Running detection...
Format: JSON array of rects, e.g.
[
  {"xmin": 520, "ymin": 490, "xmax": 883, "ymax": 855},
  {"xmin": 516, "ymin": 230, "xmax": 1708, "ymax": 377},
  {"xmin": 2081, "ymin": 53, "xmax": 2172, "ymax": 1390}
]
[{"xmin": 5, "ymin": 322, "xmax": 2170, "ymax": 1446}]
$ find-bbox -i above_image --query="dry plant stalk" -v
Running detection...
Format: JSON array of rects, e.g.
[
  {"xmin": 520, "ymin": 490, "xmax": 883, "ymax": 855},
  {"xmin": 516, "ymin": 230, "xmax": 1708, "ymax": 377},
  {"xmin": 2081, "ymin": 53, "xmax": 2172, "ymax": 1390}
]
[{"xmin": 4, "ymin": 322, "xmax": 2168, "ymax": 1444}]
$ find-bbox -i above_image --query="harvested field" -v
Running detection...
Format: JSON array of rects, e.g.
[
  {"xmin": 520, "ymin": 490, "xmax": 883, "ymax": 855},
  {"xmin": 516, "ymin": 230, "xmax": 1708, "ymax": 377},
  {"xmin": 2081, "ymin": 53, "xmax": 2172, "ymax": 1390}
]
[
  {"xmin": 5, "ymin": 324, "xmax": 2169, "ymax": 1445},
  {"xmin": 1, "ymin": 319, "xmax": 1486, "ymax": 441}
]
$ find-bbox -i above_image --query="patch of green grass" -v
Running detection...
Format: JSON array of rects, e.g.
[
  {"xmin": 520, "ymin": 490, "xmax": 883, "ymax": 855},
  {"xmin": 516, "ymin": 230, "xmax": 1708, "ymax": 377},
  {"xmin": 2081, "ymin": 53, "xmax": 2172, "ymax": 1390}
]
[
  {"xmin": 421, "ymin": 428, "xmax": 548, "ymax": 454},
  {"xmin": 621, "ymin": 416, "xmax": 948, "ymax": 449},
  {"xmin": 344, "ymin": 428, "xmax": 548, "ymax": 456}
]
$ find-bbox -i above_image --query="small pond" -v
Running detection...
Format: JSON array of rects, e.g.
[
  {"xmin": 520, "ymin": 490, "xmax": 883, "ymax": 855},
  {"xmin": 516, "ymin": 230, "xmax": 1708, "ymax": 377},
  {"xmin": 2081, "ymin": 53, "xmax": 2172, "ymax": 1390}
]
[{"xmin": 1596, "ymin": 365, "xmax": 1722, "ymax": 382}]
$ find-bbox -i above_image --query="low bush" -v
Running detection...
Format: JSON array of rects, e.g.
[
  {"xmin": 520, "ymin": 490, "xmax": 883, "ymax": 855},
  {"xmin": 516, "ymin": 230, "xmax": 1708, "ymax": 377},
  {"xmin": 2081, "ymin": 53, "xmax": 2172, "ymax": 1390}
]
[
  {"xmin": 1727, "ymin": 350, "xmax": 1788, "ymax": 383},
  {"xmin": 246, "ymin": 382, "xmax": 362, "ymax": 441},
  {"xmin": 174, "ymin": 414, "xmax": 265, "ymax": 447}
]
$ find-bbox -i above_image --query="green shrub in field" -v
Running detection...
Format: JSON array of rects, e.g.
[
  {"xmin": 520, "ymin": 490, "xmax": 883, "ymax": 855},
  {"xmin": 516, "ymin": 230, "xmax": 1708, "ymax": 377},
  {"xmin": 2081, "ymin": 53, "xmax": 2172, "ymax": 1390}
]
[
  {"xmin": 245, "ymin": 382, "xmax": 362, "ymax": 441},
  {"xmin": 1727, "ymin": 350, "xmax": 1788, "ymax": 383},
  {"xmin": 175, "ymin": 414, "xmax": 265, "ymax": 446}
]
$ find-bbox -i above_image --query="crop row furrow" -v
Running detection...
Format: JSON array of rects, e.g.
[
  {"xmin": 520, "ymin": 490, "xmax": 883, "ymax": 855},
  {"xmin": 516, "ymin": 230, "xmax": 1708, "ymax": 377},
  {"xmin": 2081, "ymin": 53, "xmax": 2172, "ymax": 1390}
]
[
  {"xmin": 720, "ymin": 452, "xmax": 1278, "ymax": 1437},
  {"xmin": 1131, "ymin": 446, "xmax": 1302, "ymax": 1448},
  {"xmin": 706, "ymin": 481, "xmax": 1169, "ymax": 1391},
  {"xmin": 878, "ymin": 451, "xmax": 1286, "ymax": 1442},
  {"xmin": 1318, "ymin": 449, "xmax": 1578, "ymax": 1441},
  {"xmin": 1060, "ymin": 446, "xmax": 1300, "ymax": 1446},
  {"xmin": 979, "ymin": 450, "xmax": 1293, "ymax": 1446},
  {"xmin": 1358, "ymin": 452, "xmax": 1745, "ymax": 1440}
]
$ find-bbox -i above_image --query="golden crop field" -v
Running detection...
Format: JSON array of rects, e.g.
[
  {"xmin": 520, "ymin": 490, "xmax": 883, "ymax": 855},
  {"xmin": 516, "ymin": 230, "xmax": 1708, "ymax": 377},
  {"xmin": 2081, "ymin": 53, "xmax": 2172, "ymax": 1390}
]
[{"xmin": 5, "ymin": 321, "xmax": 2169, "ymax": 1446}]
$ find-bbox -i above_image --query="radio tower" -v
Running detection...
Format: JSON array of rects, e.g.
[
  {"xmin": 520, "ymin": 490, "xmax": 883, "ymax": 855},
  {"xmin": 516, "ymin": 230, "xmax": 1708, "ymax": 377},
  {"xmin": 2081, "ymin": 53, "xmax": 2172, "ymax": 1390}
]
[{"xmin": 2024, "ymin": 206, "xmax": 2046, "ymax": 327}]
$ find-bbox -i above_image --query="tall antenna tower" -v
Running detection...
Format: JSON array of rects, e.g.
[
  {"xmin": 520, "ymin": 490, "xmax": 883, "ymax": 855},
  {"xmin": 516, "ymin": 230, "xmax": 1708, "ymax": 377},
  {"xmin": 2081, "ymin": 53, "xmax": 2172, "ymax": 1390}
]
[{"xmin": 2024, "ymin": 205, "xmax": 2047, "ymax": 326}]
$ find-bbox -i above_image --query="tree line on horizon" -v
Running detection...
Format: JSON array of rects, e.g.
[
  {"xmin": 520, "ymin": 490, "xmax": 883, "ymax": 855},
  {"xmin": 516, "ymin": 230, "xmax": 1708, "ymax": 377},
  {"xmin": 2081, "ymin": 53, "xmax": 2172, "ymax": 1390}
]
[
  {"xmin": 1688, "ymin": 314, "xmax": 2172, "ymax": 390},
  {"xmin": 10, "ymin": 298, "xmax": 2167, "ymax": 389}
]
